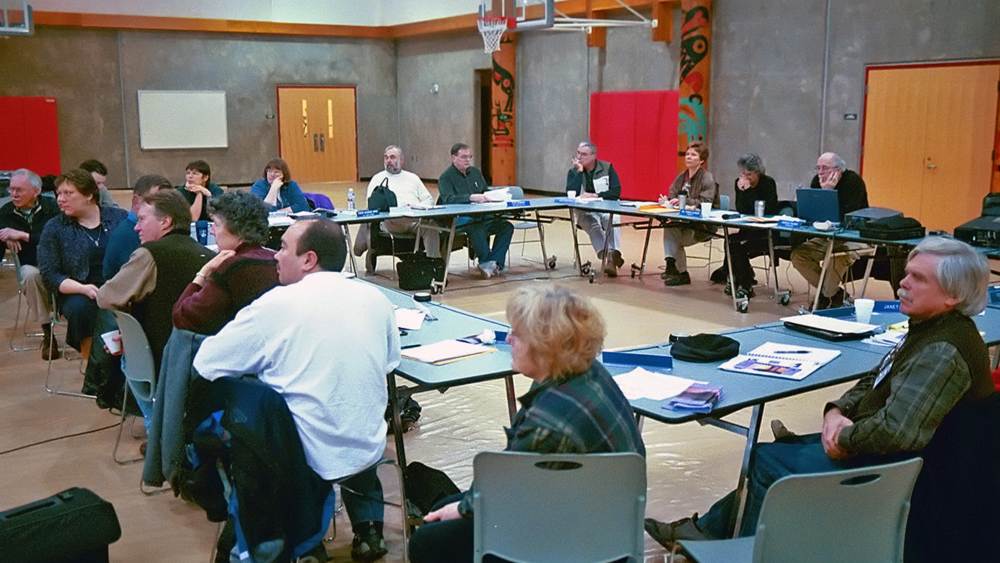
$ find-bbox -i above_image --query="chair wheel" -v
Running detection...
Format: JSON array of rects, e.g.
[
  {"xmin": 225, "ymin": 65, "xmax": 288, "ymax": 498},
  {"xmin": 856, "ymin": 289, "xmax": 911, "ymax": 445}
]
[
  {"xmin": 630, "ymin": 264, "xmax": 641, "ymax": 278},
  {"xmin": 588, "ymin": 271, "xmax": 595, "ymax": 283},
  {"xmin": 779, "ymin": 292, "xmax": 791, "ymax": 306},
  {"xmin": 580, "ymin": 262, "xmax": 592, "ymax": 276},
  {"xmin": 737, "ymin": 299, "xmax": 749, "ymax": 313},
  {"xmin": 546, "ymin": 256, "xmax": 557, "ymax": 270}
]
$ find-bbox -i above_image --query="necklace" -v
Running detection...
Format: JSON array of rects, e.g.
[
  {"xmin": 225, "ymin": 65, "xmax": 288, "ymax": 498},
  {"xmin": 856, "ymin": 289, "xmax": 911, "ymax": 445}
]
[{"xmin": 81, "ymin": 224, "xmax": 105, "ymax": 248}]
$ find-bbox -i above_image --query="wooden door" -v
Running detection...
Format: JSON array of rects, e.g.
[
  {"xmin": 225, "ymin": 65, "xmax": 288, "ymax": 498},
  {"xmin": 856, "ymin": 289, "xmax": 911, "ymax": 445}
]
[
  {"xmin": 277, "ymin": 86, "xmax": 358, "ymax": 183},
  {"xmin": 862, "ymin": 63, "xmax": 999, "ymax": 231}
]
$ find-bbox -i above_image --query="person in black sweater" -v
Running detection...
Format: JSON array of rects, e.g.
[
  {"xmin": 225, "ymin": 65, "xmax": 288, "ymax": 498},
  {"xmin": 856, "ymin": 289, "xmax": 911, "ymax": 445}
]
[
  {"xmin": 791, "ymin": 152, "xmax": 869, "ymax": 308},
  {"xmin": 716, "ymin": 154, "xmax": 779, "ymax": 298},
  {"xmin": 0, "ymin": 168, "xmax": 61, "ymax": 358}
]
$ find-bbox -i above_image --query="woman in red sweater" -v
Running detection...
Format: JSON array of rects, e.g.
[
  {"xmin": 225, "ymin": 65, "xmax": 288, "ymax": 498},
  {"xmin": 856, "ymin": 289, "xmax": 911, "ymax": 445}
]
[{"xmin": 172, "ymin": 191, "xmax": 278, "ymax": 335}]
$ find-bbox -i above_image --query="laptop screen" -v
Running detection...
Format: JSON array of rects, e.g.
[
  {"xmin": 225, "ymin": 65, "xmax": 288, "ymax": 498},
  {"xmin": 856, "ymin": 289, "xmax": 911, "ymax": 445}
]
[{"xmin": 796, "ymin": 188, "xmax": 840, "ymax": 223}]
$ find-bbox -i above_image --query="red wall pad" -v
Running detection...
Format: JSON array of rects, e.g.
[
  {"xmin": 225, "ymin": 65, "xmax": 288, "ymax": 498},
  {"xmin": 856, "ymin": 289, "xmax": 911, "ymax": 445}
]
[
  {"xmin": 0, "ymin": 96, "xmax": 61, "ymax": 175},
  {"xmin": 589, "ymin": 90, "xmax": 678, "ymax": 202}
]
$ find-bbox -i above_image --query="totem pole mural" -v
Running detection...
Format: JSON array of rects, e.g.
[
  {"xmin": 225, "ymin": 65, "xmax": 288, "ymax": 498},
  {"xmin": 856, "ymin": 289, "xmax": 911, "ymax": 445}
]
[
  {"xmin": 490, "ymin": 33, "xmax": 517, "ymax": 185},
  {"xmin": 678, "ymin": 0, "xmax": 711, "ymax": 168}
]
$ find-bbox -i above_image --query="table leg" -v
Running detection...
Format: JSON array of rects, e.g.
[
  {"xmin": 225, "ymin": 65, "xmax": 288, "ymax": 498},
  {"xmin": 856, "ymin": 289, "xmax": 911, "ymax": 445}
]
[
  {"xmin": 812, "ymin": 238, "xmax": 836, "ymax": 312},
  {"xmin": 730, "ymin": 404, "xmax": 764, "ymax": 537},
  {"xmin": 504, "ymin": 375, "xmax": 517, "ymax": 425},
  {"xmin": 570, "ymin": 209, "xmax": 585, "ymax": 275},
  {"xmin": 386, "ymin": 371, "xmax": 408, "ymax": 472},
  {"xmin": 534, "ymin": 211, "xmax": 550, "ymax": 267},
  {"xmin": 432, "ymin": 218, "xmax": 458, "ymax": 294},
  {"xmin": 342, "ymin": 224, "xmax": 358, "ymax": 275},
  {"xmin": 723, "ymin": 226, "xmax": 742, "ymax": 311}
]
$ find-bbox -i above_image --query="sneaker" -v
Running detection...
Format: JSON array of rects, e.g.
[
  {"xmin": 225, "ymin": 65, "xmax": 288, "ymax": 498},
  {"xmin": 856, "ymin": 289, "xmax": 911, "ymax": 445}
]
[
  {"xmin": 478, "ymin": 261, "xmax": 498, "ymax": 279},
  {"xmin": 350, "ymin": 527, "xmax": 388, "ymax": 562},
  {"xmin": 612, "ymin": 249, "xmax": 625, "ymax": 268},
  {"xmin": 644, "ymin": 515, "xmax": 711, "ymax": 550},
  {"xmin": 661, "ymin": 257, "xmax": 680, "ymax": 280},
  {"xmin": 663, "ymin": 271, "xmax": 691, "ymax": 286}
]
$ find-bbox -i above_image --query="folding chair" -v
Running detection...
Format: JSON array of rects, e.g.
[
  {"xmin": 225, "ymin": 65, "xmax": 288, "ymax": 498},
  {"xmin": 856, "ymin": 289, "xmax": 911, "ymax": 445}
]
[
  {"xmin": 7, "ymin": 251, "xmax": 43, "ymax": 352},
  {"xmin": 472, "ymin": 451, "xmax": 646, "ymax": 562},
  {"xmin": 679, "ymin": 457, "xmax": 922, "ymax": 563},
  {"xmin": 502, "ymin": 186, "xmax": 555, "ymax": 269},
  {"xmin": 44, "ymin": 293, "xmax": 92, "ymax": 399},
  {"xmin": 110, "ymin": 311, "xmax": 154, "ymax": 466}
]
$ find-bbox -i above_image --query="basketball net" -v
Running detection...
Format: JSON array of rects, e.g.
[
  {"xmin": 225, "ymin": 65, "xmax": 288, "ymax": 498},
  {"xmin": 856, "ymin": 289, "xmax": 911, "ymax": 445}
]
[{"xmin": 478, "ymin": 15, "xmax": 511, "ymax": 53}]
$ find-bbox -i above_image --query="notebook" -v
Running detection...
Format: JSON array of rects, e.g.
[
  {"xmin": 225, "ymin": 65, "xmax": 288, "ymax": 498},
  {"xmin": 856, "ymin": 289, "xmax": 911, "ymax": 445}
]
[
  {"xmin": 719, "ymin": 342, "xmax": 841, "ymax": 380},
  {"xmin": 796, "ymin": 188, "xmax": 840, "ymax": 223}
]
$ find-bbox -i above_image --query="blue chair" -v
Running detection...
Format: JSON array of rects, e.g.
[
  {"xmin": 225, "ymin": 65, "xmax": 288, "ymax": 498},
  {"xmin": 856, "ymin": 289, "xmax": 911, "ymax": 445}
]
[
  {"xmin": 679, "ymin": 457, "xmax": 922, "ymax": 563},
  {"xmin": 472, "ymin": 451, "xmax": 646, "ymax": 562}
]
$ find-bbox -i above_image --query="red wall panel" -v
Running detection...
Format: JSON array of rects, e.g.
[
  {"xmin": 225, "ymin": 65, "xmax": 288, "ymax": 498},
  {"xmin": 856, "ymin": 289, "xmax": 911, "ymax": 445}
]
[
  {"xmin": 0, "ymin": 96, "xmax": 61, "ymax": 175},
  {"xmin": 589, "ymin": 90, "xmax": 678, "ymax": 201}
]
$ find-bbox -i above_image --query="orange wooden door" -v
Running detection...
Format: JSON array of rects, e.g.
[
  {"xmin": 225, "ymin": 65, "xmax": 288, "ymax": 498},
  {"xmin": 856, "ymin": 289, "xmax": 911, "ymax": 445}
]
[
  {"xmin": 863, "ymin": 63, "xmax": 999, "ymax": 231},
  {"xmin": 277, "ymin": 87, "xmax": 358, "ymax": 183}
]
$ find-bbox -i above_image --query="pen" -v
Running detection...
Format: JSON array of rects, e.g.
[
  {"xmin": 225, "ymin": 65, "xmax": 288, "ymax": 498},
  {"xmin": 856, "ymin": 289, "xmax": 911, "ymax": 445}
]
[{"xmin": 774, "ymin": 350, "xmax": 809, "ymax": 354}]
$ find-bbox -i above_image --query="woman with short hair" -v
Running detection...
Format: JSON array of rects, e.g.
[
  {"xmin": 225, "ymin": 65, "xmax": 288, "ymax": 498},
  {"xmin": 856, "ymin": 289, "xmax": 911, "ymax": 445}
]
[
  {"xmin": 249, "ymin": 157, "xmax": 310, "ymax": 213},
  {"xmin": 38, "ymin": 169, "xmax": 128, "ymax": 355},
  {"xmin": 179, "ymin": 159, "xmax": 224, "ymax": 221},
  {"xmin": 661, "ymin": 142, "xmax": 719, "ymax": 286},
  {"xmin": 408, "ymin": 285, "xmax": 645, "ymax": 562},
  {"xmin": 172, "ymin": 191, "xmax": 278, "ymax": 335}
]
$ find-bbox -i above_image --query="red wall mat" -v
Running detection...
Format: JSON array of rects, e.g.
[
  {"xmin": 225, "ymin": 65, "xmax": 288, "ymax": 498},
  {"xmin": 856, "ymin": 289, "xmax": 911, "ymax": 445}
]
[
  {"xmin": 590, "ymin": 90, "xmax": 678, "ymax": 201},
  {"xmin": 0, "ymin": 96, "xmax": 61, "ymax": 175}
]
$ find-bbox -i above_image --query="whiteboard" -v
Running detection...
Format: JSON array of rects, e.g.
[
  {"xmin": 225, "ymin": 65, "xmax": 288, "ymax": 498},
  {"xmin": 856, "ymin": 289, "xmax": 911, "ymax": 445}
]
[{"xmin": 137, "ymin": 90, "xmax": 228, "ymax": 149}]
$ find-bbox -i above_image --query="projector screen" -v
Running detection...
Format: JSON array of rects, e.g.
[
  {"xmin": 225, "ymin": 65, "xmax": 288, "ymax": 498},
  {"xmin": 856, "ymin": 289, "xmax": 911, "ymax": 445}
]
[{"xmin": 137, "ymin": 90, "xmax": 228, "ymax": 150}]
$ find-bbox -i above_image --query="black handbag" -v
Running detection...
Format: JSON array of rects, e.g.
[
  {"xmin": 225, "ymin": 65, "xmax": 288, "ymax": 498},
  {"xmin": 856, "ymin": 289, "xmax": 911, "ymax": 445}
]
[
  {"xmin": 367, "ymin": 177, "xmax": 397, "ymax": 212},
  {"xmin": 858, "ymin": 216, "xmax": 926, "ymax": 240},
  {"xmin": 396, "ymin": 252, "xmax": 445, "ymax": 290}
]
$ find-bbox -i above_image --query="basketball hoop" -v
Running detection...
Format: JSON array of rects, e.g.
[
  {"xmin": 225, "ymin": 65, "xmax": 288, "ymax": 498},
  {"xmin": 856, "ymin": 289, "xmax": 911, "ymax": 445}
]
[{"xmin": 478, "ymin": 15, "xmax": 512, "ymax": 54}]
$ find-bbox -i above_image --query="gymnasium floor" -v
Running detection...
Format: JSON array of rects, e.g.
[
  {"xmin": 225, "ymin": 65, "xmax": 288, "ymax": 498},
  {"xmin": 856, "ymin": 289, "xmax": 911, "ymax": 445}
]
[{"xmin": 0, "ymin": 182, "xmax": 899, "ymax": 561}]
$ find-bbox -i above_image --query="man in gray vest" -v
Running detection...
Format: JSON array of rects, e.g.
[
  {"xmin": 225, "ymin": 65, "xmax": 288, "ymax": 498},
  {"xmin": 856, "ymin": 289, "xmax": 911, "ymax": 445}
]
[{"xmin": 646, "ymin": 237, "xmax": 994, "ymax": 546}]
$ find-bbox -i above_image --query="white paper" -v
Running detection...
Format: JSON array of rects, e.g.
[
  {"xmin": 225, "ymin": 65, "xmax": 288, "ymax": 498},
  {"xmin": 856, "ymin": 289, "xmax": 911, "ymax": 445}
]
[
  {"xmin": 401, "ymin": 340, "xmax": 490, "ymax": 364},
  {"xmin": 593, "ymin": 175, "xmax": 610, "ymax": 194},
  {"xmin": 395, "ymin": 308, "xmax": 426, "ymax": 331},
  {"xmin": 268, "ymin": 214, "xmax": 294, "ymax": 227},
  {"xmin": 484, "ymin": 188, "xmax": 512, "ymax": 202},
  {"xmin": 612, "ymin": 367, "xmax": 699, "ymax": 401},
  {"xmin": 781, "ymin": 314, "xmax": 879, "ymax": 335}
]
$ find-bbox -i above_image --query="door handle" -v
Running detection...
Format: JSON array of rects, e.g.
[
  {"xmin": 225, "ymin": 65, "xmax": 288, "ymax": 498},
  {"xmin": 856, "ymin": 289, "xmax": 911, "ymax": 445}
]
[
  {"xmin": 313, "ymin": 133, "xmax": 319, "ymax": 152},
  {"xmin": 319, "ymin": 133, "xmax": 326, "ymax": 152}
]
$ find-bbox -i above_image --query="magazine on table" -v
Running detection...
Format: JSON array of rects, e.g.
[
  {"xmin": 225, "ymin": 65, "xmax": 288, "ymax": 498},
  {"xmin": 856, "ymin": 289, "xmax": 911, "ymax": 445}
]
[{"xmin": 719, "ymin": 342, "xmax": 841, "ymax": 381}]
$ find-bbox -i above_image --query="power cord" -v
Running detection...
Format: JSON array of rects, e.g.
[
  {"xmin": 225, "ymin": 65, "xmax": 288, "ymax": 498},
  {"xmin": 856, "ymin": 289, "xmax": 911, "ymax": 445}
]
[{"xmin": 0, "ymin": 422, "xmax": 120, "ymax": 456}]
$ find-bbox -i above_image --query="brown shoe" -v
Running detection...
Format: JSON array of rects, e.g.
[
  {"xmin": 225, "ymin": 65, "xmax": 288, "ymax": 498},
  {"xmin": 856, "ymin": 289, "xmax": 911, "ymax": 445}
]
[
  {"xmin": 770, "ymin": 419, "xmax": 799, "ymax": 441},
  {"xmin": 644, "ymin": 515, "xmax": 710, "ymax": 549}
]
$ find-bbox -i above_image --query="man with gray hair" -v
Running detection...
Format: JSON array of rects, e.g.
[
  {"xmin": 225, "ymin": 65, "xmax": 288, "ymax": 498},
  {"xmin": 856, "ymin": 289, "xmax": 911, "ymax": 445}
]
[
  {"xmin": 566, "ymin": 142, "xmax": 624, "ymax": 276},
  {"xmin": 0, "ymin": 168, "xmax": 61, "ymax": 359},
  {"xmin": 363, "ymin": 145, "xmax": 441, "ymax": 271},
  {"xmin": 647, "ymin": 236, "xmax": 994, "ymax": 547},
  {"xmin": 791, "ymin": 151, "xmax": 869, "ymax": 308}
]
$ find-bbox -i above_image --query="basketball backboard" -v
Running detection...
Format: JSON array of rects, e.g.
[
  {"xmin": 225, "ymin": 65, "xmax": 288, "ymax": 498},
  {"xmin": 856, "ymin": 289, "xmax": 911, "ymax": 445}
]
[{"xmin": 480, "ymin": 0, "xmax": 554, "ymax": 31}]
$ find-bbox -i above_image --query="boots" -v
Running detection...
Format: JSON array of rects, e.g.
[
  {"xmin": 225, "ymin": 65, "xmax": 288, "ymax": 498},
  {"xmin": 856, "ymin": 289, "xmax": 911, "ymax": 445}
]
[
  {"xmin": 662, "ymin": 258, "xmax": 691, "ymax": 286},
  {"xmin": 41, "ymin": 323, "xmax": 61, "ymax": 361},
  {"xmin": 599, "ymin": 249, "xmax": 623, "ymax": 277}
]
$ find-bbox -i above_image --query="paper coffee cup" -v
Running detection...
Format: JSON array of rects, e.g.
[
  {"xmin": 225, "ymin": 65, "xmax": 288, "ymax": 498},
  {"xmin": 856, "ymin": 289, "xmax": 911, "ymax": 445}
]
[
  {"xmin": 101, "ymin": 330, "xmax": 122, "ymax": 355},
  {"xmin": 567, "ymin": 190, "xmax": 577, "ymax": 199},
  {"xmin": 854, "ymin": 298, "xmax": 875, "ymax": 324},
  {"xmin": 701, "ymin": 202, "xmax": 712, "ymax": 216}
]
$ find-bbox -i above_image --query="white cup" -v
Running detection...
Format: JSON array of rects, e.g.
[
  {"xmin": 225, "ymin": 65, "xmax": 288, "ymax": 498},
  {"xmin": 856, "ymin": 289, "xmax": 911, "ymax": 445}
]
[
  {"xmin": 567, "ymin": 190, "xmax": 577, "ymax": 199},
  {"xmin": 854, "ymin": 298, "xmax": 875, "ymax": 324},
  {"xmin": 701, "ymin": 202, "xmax": 712, "ymax": 216},
  {"xmin": 101, "ymin": 329, "xmax": 122, "ymax": 355}
]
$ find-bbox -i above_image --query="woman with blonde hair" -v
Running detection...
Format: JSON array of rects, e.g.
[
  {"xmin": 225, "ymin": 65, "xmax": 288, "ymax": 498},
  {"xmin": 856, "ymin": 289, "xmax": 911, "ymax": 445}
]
[{"xmin": 408, "ymin": 284, "xmax": 645, "ymax": 562}]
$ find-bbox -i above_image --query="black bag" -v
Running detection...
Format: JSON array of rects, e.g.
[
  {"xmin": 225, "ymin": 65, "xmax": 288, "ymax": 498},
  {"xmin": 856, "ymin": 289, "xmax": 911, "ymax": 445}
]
[
  {"xmin": 858, "ymin": 215, "xmax": 926, "ymax": 240},
  {"xmin": 367, "ymin": 177, "xmax": 397, "ymax": 212},
  {"xmin": 404, "ymin": 462, "xmax": 461, "ymax": 516},
  {"xmin": 0, "ymin": 487, "xmax": 122, "ymax": 563},
  {"xmin": 670, "ymin": 334, "xmax": 740, "ymax": 362},
  {"xmin": 396, "ymin": 252, "xmax": 445, "ymax": 290}
]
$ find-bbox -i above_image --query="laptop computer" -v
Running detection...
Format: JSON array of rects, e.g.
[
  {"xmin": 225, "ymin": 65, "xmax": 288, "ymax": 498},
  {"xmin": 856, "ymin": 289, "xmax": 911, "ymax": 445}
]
[{"xmin": 796, "ymin": 188, "xmax": 840, "ymax": 223}]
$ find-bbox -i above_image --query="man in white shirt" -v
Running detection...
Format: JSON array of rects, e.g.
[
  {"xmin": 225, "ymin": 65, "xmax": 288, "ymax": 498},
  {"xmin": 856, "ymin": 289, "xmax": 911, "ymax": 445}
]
[
  {"xmin": 193, "ymin": 218, "xmax": 400, "ymax": 561},
  {"xmin": 366, "ymin": 144, "xmax": 441, "ymax": 258}
]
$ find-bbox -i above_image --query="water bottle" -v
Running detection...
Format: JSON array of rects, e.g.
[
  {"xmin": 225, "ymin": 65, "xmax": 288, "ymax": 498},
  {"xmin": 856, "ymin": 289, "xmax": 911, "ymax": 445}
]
[
  {"xmin": 189, "ymin": 222, "xmax": 197, "ymax": 241},
  {"xmin": 347, "ymin": 188, "xmax": 356, "ymax": 211}
]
